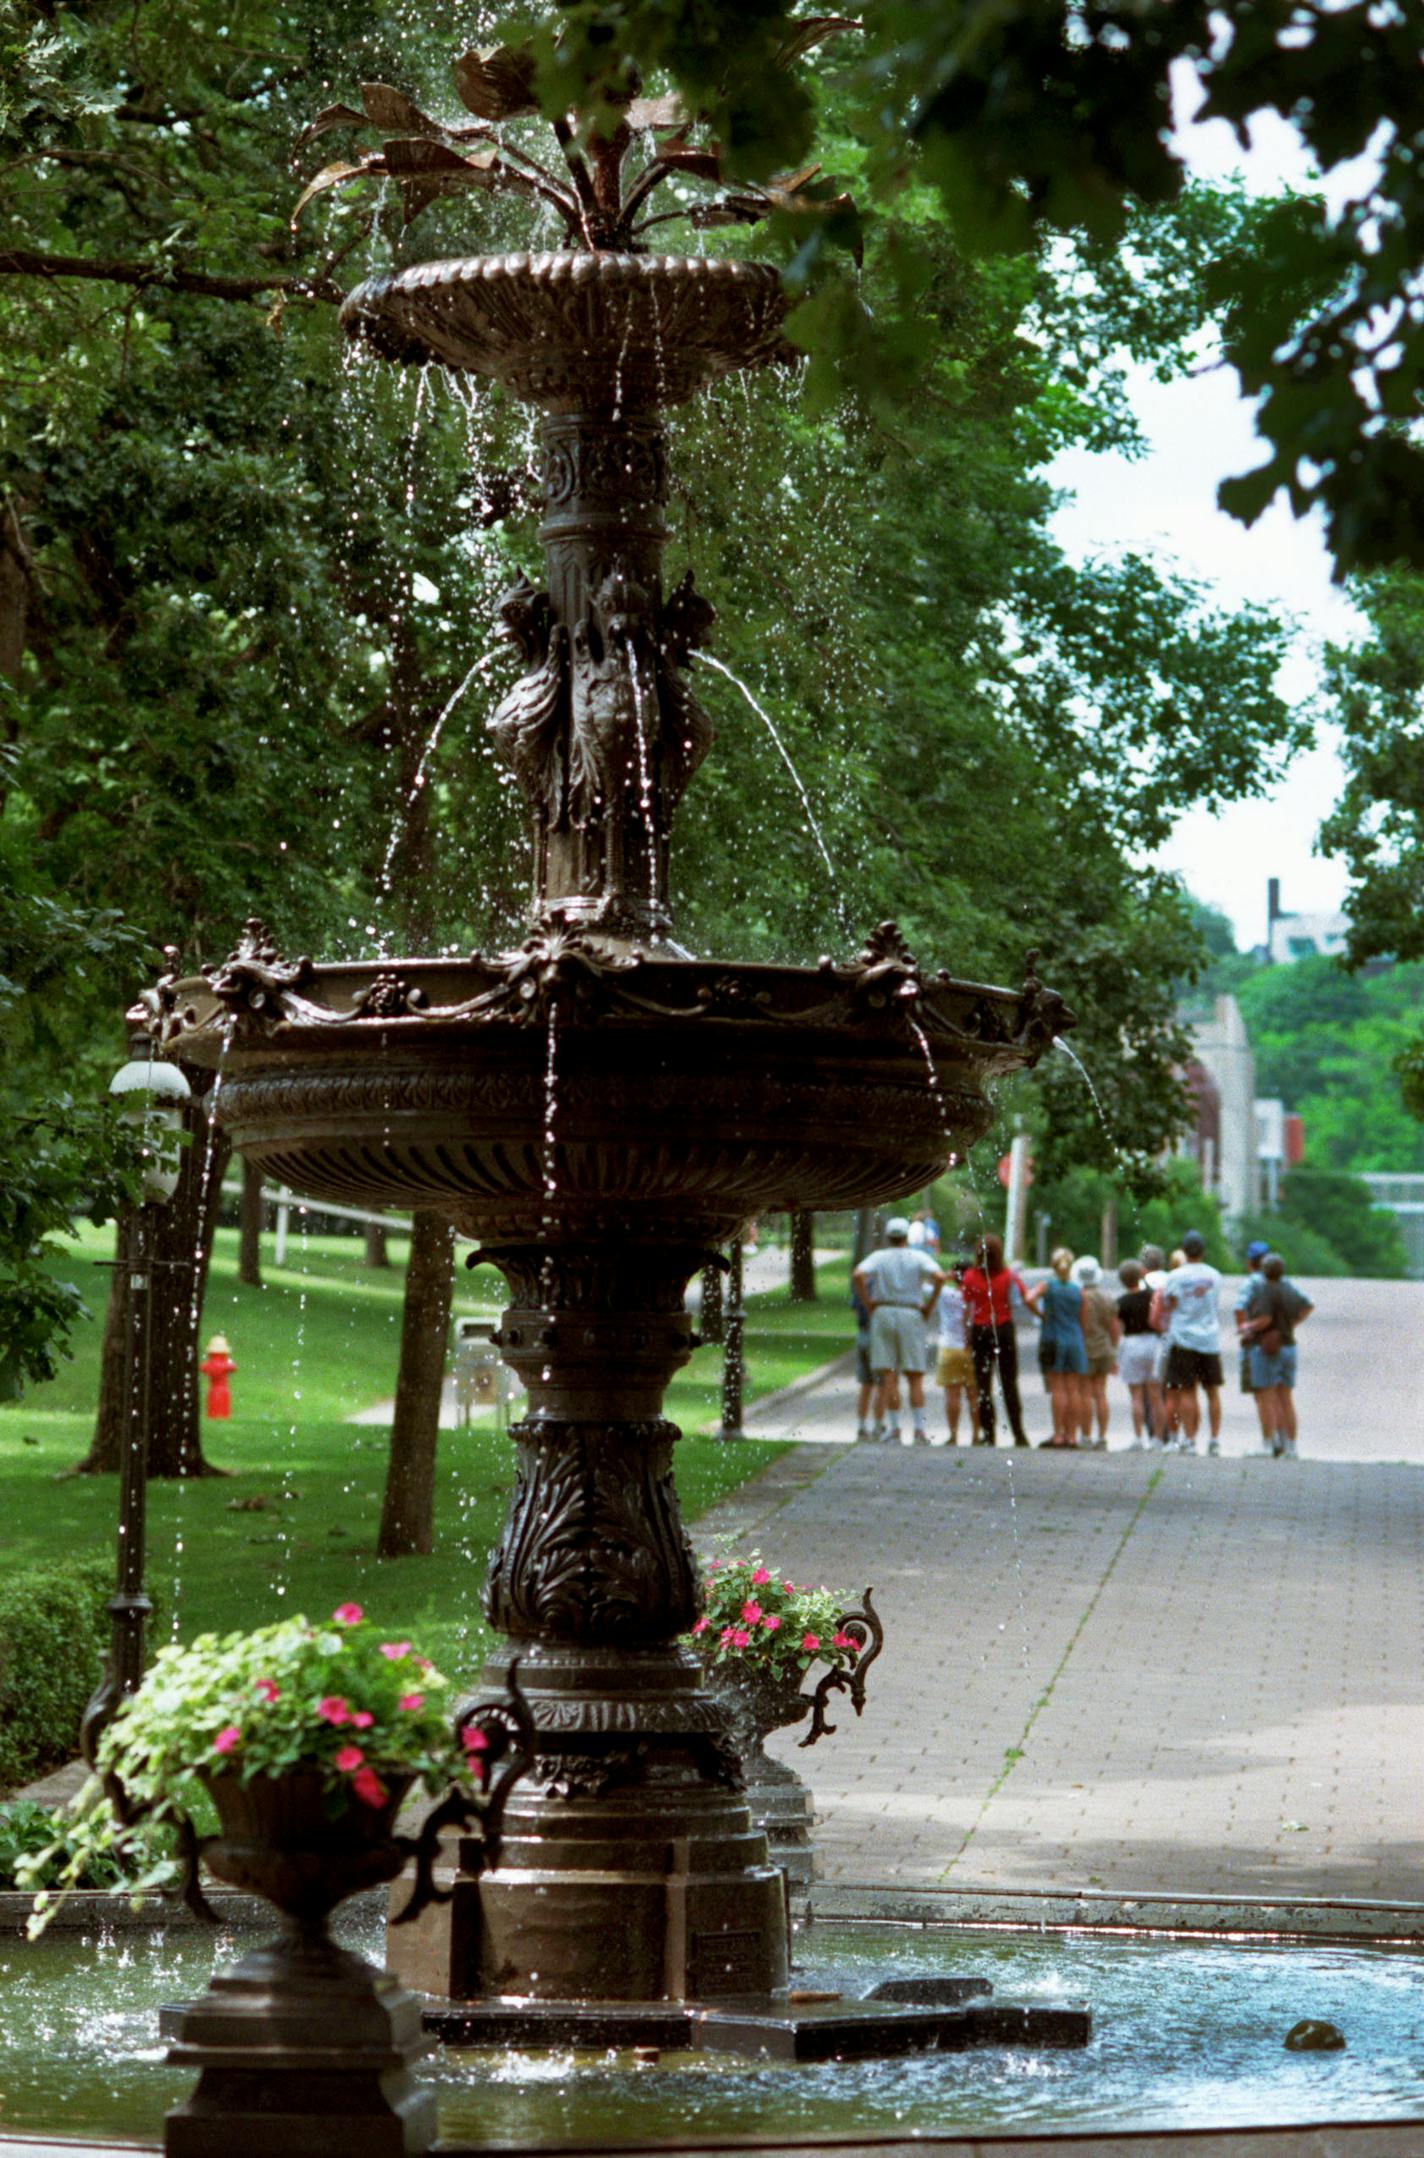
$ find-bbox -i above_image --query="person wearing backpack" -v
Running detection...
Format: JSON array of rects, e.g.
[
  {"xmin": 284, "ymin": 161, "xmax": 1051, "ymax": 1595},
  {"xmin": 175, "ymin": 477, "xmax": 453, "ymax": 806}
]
[{"xmin": 1242, "ymin": 1252, "xmax": 1314, "ymax": 1458}]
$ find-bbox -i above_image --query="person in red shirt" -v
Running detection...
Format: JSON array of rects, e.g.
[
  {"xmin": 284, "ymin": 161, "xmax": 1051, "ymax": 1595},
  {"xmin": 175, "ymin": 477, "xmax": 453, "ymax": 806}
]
[{"xmin": 961, "ymin": 1234, "xmax": 1042, "ymax": 1447}]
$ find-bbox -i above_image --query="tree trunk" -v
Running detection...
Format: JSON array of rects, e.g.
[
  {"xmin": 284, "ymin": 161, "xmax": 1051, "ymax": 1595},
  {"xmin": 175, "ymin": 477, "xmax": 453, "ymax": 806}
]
[
  {"xmin": 78, "ymin": 1073, "xmax": 230, "ymax": 1478},
  {"xmin": 852, "ymin": 1208, "xmax": 876, "ymax": 1265},
  {"xmin": 699, "ymin": 1261, "xmax": 725, "ymax": 1344},
  {"xmin": 377, "ymin": 1213, "xmax": 455, "ymax": 1558},
  {"xmin": 237, "ymin": 1158, "xmax": 263, "ymax": 1287},
  {"xmin": 375, "ymin": 595, "xmax": 457, "ymax": 1555},
  {"xmin": 788, "ymin": 1210, "xmax": 817, "ymax": 1302},
  {"xmin": 364, "ymin": 1217, "xmax": 390, "ymax": 1268},
  {"xmin": 1100, "ymin": 1198, "xmax": 1119, "ymax": 1272}
]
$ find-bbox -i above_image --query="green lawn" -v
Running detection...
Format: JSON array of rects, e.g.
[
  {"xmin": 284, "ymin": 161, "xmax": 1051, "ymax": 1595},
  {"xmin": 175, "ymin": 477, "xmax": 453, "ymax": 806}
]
[{"xmin": 0, "ymin": 1226, "xmax": 849, "ymax": 1684}]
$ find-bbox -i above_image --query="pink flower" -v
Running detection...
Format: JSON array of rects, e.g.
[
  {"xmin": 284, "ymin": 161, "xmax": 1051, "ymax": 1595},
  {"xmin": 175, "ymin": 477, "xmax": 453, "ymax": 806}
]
[
  {"xmin": 691, "ymin": 1616, "xmax": 710, "ymax": 1635},
  {"xmin": 379, "ymin": 1641, "xmax": 413, "ymax": 1661},
  {"xmin": 351, "ymin": 1766, "xmax": 387, "ymax": 1808},
  {"xmin": 741, "ymin": 1600, "xmax": 762, "ymax": 1624},
  {"xmin": 731, "ymin": 1628, "xmax": 752, "ymax": 1649},
  {"xmin": 213, "ymin": 1725, "xmax": 241, "ymax": 1756},
  {"xmin": 350, "ymin": 1710, "xmax": 374, "ymax": 1730},
  {"xmin": 750, "ymin": 1566, "xmax": 771, "ymax": 1586},
  {"xmin": 332, "ymin": 1602, "xmax": 363, "ymax": 1626},
  {"xmin": 763, "ymin": 1613, "xmax": 781, "ymax": 1632},
  {"xmin": 335, "ymin": 1744, "xmax": 365, "ymax": 1772},
  {"xmin": 708, "ymin": 1560, "xmax": 721, "ymax": 1572},
  {"xmin": 833, "ymin": 1631, "xmax": 860, "ymax": 1655},
  {"xmin": 399, "ymin": 1693, "xmax": 425, "ymax": 1712},
  {"xmin": 801, "ymin": 1633, "xmax": 820, "ymax": 1653},
  {"xmin": 720, "ymin": 1625, "xmax": 738, "ymax": 1646},
  {"xmin": 253, "ymin": 1679, "xmax": 280, "ymax": 1703},
  {"xmin": 317, "ymin": 1696, "xmax": 350, "ymax": 1725},
  {"xmin": 463, "ymin": 1727, "xmax": 489, "ymax": 1753},
  {"xmin": 783, "ymin": 1580, "xmax": 796, "ymax": 1594}
]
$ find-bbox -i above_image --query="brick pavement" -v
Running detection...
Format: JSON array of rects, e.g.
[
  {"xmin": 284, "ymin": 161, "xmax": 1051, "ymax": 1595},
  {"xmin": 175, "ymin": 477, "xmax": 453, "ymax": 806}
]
[{"xmin": 696, "ymin": 1422, "xmax": 1424, "ymax": 1903}]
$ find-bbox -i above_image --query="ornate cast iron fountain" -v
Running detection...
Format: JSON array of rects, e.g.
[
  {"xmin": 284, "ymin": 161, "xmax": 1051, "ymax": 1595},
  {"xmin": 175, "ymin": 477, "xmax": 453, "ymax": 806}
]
[{"xmin": 136, "ymin": 49, "xmax": 1073, "ymax": 2018}]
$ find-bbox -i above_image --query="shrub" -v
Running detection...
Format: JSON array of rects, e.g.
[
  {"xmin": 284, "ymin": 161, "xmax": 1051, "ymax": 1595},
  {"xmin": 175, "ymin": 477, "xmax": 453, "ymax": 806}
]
[{"xmin": 0, "ymin": 1555, "xmax": 118, "ymax": 1793}]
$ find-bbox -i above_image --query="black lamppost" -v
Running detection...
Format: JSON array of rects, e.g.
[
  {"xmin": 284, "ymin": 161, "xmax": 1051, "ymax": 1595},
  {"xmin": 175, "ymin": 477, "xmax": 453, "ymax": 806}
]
[{"xmin": 81, "ymin": 1037, "xmax": 190, "ymax": 1766}]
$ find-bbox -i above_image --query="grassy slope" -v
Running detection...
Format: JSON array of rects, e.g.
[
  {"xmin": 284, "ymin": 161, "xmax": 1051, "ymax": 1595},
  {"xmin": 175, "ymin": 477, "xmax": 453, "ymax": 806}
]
[{"xmin": 0, "ymin": 1226, "xmax": 849, "ymax": 1682}]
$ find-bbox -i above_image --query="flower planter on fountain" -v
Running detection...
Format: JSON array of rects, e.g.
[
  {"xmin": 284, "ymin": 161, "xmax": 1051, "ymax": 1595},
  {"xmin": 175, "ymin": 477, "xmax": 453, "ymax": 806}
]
[
  {"xmin": 135, "ymin": 53, "xmax": 1075, "ymax": 2039},
  {"xmin": 691, "ymin": 1561, "xmax": 884, "ymax": 1890}
]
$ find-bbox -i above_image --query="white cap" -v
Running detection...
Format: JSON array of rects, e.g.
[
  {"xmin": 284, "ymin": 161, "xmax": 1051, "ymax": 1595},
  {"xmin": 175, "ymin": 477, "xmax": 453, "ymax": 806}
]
[
  {"xmin": 886, "ymin": 1216, "xmax": 911, "ymax": 1239},
  {"xmin": 1071, "ymin": 1255, "xmax": 1102, "ymax": 1286}
]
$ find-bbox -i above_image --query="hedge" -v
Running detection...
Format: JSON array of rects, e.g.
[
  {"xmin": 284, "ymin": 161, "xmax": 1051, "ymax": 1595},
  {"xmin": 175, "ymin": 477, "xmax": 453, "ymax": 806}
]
[{"xmin": 0, "ymin": 1555, "xmax": 116, "ymax": 1793}]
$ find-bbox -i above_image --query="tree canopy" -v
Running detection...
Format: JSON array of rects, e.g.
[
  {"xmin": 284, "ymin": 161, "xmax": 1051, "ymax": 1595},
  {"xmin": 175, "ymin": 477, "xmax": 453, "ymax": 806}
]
[
  {"xmin": 0, "ymin": 0, "xmax": 1333, "ymax": 1388},
  {"xmin": 530, "ymin": 0, "xmax": 1424, "ymax": 580}
]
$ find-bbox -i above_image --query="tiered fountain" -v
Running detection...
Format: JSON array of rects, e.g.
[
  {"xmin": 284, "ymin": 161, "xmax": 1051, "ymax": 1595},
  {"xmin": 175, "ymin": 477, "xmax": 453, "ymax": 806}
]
[{"xmin": 138, "ymin": 47, "xmax": 1073, "ymax": 2045}]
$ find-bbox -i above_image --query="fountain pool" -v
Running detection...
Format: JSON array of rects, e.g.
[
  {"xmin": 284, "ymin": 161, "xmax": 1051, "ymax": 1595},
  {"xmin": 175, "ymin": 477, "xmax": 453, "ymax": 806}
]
[{"xmin": 2, "ymin": 1911, "xmax": 1421, "ymax": 2149}]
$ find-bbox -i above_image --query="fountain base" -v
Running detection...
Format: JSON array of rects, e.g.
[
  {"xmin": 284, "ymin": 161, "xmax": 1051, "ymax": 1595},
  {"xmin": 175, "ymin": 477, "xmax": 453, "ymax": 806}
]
[
  {"xmin": 164, "ymin": 1929, "xmax": 435, "ymax": 2156},
  {"xmin": 414, "ymin": 1987, "xmax": 1089, "ymax": 2060}
]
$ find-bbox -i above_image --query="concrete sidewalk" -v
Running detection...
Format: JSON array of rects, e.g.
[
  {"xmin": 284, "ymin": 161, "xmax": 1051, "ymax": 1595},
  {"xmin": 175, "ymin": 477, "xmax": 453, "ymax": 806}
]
[{"xmin": 698, "ymin": 1328, "xmax": 1424, "ymax": 1910}]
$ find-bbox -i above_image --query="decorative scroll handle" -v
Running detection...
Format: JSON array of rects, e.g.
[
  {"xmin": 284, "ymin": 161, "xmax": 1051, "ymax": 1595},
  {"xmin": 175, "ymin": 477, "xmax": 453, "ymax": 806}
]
[
  {"xmin": 798, "ymin": 1585, "xmax": 883, "ymax": 1750},
  {"xmin": 390, "ymin": 1663, "xmax": 537, "ymax": 1926}
]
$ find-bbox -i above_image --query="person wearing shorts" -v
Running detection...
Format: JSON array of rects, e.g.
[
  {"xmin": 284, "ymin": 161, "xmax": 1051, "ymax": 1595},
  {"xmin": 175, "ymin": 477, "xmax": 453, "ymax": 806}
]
[
  {"xmin": 1160, "ymin": 1230, "xmax": 1225, "ymax": 1452},
  {"xmin": 1039, "ymin": 1247, "xmax": 1089, "ymax": 1447},
  {"xmin": 853, "ymin": 1218, "xmax": 945, "ymax": 1446},
  {"xmin": 1115, "ymin": 1260, "xmax": 1161, "ymax": 1447},
  {"xmin": 1073, "ymin": 1255, "xmax": 1119, "ymax": 1447},
  {"xmin": 934, "ymin": 1259, "xmax": 979, "ymax": 1445},
  {"xmin": 1233, "ymin": 1240, "xmax": 1271, "ymax": 1450},
  {"xmin": 1243, "ymin": 1253, "xmax": 1313, "ymax": 1458}
]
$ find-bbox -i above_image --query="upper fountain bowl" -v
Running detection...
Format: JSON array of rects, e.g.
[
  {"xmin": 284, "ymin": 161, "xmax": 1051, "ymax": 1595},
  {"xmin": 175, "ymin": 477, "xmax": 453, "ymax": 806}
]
[{"xmin": 339, "ymin": 252, "xmax": 793, "ymax": 409}]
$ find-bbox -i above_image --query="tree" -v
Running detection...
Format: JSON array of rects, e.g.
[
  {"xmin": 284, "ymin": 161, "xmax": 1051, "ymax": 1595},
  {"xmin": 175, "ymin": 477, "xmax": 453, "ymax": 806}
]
[
  {"xmin": 534, "ymin": 1, "xmax": 1424, "ymax": 578},
  {"xmin": 0, "ymin": 3, "xmax": 1324, "ymax": 1526}
]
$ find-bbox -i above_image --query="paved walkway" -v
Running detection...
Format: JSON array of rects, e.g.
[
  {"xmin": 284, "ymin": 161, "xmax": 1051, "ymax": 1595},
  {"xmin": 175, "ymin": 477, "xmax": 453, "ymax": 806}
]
[{"xmin": 698, "ymin": 1279, "xmax": 1424, "ymax": 1908}]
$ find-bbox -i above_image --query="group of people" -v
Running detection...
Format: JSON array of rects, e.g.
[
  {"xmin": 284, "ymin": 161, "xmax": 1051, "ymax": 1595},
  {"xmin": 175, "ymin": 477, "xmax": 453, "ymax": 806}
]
[{"xmin": 851, "ymin": 1219, "xmax": 1313, "ymax": 1457}]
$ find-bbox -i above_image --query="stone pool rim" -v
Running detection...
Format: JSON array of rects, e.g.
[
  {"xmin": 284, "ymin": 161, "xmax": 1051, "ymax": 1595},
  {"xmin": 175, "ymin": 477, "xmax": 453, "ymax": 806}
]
[{"xmin": 7, "ymin": 1886, "xmax": 1424, "ymax": 1946}]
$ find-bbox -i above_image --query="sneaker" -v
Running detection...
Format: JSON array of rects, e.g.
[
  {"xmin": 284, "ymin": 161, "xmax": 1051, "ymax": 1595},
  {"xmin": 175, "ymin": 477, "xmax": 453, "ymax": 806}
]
[
  {"xmin": 908, "ymin": 1428, "xmax": 926, "ymax": 1447},
  {"xmin": 887, "ymin": 1425, "xmax": 902, "ymax": 1446},
  {"xmin": 1173, "ymin": 1437, "xmax": 1197, "ymax": 1454},
  {"xmin": 1283, "ymin": 1437, "xmax": 1298, "ymax": 1459},
  {"xmin": 1128, "ymin": 1435, "xmax": 1145, "ymax": 1451},
  {"xmin": 855, "ymin": 1425, "xmax": 872, "ymax": 1443},
  {"xmin": 870, "ymin": 1425, "xmax": 887, "ymax": 1445},
  {"xmin": 1207, "ymin": 1438, "xmax": 1221, "ymax": 1457}
]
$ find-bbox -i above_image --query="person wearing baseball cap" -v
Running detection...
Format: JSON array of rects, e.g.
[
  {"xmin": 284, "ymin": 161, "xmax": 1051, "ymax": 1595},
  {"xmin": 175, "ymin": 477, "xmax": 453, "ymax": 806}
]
[
  {"xmin": 1234, "ymin": 1238, "xmax": 1273, "ymax": 1452},
  {"xmin": 852, "ymin": 1217, "xmax": 947, "ymax": 1445}
]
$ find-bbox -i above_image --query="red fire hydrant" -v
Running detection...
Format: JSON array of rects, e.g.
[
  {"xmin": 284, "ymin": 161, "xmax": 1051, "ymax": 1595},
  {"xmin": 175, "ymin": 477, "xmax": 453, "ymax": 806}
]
[{"xmin": 199, "ymin": 1334, "xmax": 236, "ymax": 1420}]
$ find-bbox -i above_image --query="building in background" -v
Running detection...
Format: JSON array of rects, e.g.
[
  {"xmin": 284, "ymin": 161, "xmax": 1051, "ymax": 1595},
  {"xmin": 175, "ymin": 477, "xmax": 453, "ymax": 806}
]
[
  {"xmin": 1264, "ymin": 877, "xmax": 1350, "ymax": 965},
  {"xmin": 1186, "ymin": 995, "xmax": 1259, "ymax": 1228}
]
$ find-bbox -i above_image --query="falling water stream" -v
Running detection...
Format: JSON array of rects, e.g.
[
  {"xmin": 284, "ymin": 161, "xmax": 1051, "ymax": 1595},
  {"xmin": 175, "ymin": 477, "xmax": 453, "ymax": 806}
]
[{"xmin": 694, "ymin": 652, "xmax": 839, "ymax": 892}]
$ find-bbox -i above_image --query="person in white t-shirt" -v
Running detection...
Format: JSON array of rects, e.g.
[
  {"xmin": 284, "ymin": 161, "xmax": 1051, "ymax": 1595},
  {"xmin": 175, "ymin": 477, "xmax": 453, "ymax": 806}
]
[
  {"xmin": 1161, "ymin": 1230, "xmax": 1225, "ymax": 1454},
  {"xmin": 853, "ymin": 1219, "xmax": 946, "ymax": 1446}
]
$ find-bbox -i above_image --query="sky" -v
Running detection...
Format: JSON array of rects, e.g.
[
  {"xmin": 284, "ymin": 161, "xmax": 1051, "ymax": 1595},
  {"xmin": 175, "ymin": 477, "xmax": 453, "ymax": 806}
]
[{"xmin": 1046, "ymin": 75, "xmax": 1372, "ymax": 954}]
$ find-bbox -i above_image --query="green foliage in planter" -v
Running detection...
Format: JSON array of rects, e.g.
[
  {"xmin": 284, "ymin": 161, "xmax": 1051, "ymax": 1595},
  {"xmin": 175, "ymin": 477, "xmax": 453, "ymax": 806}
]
[
  {"xmin": 686, "ymin": 1551, "xmax": 861, "ymax": 1680},
  {"xmin": 18, "ymin": 1604, "xmax": 480, "ymax": 1934},
  {"xmin": 0, "ymin": 1800, "xmax": 124, "ymax": 1891}
]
